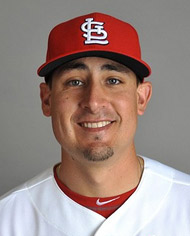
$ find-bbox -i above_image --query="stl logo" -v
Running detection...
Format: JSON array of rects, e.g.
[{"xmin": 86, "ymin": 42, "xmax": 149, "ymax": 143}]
[{"xmin": 81, "ymin": 18, "xmax": 109, "ymax": 45}]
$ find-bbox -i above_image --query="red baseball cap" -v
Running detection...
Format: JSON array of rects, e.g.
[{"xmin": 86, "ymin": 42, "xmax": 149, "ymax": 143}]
[{"xmin": 37, "ymin": 12, "xmax": 151, "ymax": 79}]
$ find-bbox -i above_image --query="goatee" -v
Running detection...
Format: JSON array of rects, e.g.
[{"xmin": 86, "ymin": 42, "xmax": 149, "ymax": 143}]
[{"xmin": 83, "ymin": 146, "xmax": 114, "ymax": 162}]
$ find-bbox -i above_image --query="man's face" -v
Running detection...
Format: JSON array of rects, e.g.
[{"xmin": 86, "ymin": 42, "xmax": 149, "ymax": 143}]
[{"xmin": 40, "ymin": 57, "xmax": 151, "ymax": 164}]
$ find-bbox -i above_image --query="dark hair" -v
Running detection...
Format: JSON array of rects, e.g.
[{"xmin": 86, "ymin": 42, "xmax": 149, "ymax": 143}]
[
  {"xmin": 136, "ymin": 76, "xmax": 143, "ymax": 86},
  {"xmin": 44, "ymin": 70, "xmax": 54, "ymax": 89}
]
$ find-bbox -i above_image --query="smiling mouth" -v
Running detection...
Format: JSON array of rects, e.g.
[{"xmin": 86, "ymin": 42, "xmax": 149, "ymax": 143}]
[{"xmin": 80, "ymin": 121, "xmax": 112, "ymax": 128}]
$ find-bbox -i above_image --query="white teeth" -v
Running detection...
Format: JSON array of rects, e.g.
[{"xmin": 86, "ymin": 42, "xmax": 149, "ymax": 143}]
[{"xmin": 82, "ymin": 121, "xmax": 111, "ymax": 128}]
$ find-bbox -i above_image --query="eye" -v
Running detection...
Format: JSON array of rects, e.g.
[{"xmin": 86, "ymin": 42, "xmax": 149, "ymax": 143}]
[
  {"xmin": 67, "ymin": 79, "xmax": 84, "ymax": 87},
  {"xmin": 107, "ymin": 78, "xmax": 121, "ymax": 85}
]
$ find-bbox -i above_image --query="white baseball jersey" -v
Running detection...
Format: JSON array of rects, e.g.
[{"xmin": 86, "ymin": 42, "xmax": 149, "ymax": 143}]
[{"xmin": 0, "ymin": 157, "xmax": 190, "ymax": 236}]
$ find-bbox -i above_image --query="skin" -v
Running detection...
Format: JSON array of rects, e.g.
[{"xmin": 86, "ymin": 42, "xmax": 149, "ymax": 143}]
[{"xmin": 40, "ymin": 57, "xmax": 152, "ymax": 197}]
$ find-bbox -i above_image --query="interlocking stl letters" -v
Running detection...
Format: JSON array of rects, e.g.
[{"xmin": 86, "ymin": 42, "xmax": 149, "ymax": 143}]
[{"xmin": 81, "ymin": 18, "xmax": 109, "ymax": 45}]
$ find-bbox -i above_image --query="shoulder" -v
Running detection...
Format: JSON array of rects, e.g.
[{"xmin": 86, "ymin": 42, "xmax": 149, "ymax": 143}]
[
  {"xmin": 0, "ymin": 167, "xmax": 62, "ymax": 235},
  {"xmin": 143, "ymin": 156, "xmax": 190, "ymax": 186},
  {"xmin": 140, "ymin": 157, "xmax": 190, "ymax": 220},
  {"xmin": 0, "ymin": 167, "xmax": 54, "ymax": 209}
]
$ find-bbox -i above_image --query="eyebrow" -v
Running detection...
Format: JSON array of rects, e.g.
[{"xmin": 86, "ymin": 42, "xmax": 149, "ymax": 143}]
[
  {"xmin": 100, "ymin": 63, "xmax": 131, "ymax": 73},
  {"xmin": 64, "ymin": 62, "xmax": 88, "ymax": 70},
  {"xmin": 54, "ymin": 60, "xmax": 131, "ymax": 76},
  {"xmin": 54, "ymin": 61, "xmax": 88, "ymax": 75}
]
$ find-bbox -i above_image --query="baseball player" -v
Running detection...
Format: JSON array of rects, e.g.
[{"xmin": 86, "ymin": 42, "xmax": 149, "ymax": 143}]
[{"xmin": 0, "ymin": 12, "xmax": 190, "ymax": 235}]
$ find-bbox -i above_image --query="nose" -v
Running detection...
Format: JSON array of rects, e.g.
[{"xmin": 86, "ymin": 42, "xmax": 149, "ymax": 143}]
[{"xmin": 79, "ymin": 82, "xmax": 108, "ymax": 113}]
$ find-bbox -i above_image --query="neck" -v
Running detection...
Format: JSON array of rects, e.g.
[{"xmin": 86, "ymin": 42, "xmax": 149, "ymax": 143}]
[{"xmin": 58, "ymin": 147, "xmax": 143, "ymax": 197}]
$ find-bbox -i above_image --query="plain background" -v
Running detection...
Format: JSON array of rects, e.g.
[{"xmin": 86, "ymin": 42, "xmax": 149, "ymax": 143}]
[{"xmin": 0, "ymin": 0, "xmax": 190, "ymax": 196}]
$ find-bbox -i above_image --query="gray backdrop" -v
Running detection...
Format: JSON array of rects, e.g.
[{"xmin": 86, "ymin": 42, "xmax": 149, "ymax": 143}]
[{"xmin": 0, "ymin": 0, "xmax": 190, "ymax": 196}]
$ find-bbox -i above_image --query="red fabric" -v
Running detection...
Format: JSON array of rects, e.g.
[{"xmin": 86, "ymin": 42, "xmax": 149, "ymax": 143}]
[
  {"xmin": 54, "ymin": 164, "xmax": 137, "ymax": 218},
  {"xmin": 37, "ymin": 12, "xmax": 151, "ymax": 78}
]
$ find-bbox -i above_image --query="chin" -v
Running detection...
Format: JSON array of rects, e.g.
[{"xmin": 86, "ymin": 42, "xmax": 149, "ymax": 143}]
[{"xmin": 82, "ymin": 146, "xmax": 114, "ymax": 162}]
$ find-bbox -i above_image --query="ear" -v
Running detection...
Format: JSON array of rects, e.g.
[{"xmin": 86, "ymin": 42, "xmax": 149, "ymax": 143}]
[
  {"xmin": 137, "ymin": 81, "xmax": 152, "ymax": 115},
  {"xmin": 40, "ymin": 83, "xmax": 51, "ymax": 117}
]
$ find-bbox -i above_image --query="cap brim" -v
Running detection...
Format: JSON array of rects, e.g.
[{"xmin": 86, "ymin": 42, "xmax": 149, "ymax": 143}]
[{"xmin": 38, "ymin": 51, "xmax": 151, "ymax": 78}]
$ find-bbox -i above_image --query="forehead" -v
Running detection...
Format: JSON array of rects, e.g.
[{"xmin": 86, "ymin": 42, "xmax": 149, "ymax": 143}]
[{"xmin": 53, "ymin": 57, "xmax": 134, "ymax": 77}]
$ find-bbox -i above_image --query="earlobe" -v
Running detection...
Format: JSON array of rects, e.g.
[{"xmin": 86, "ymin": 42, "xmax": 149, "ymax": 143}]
[
  {"xmin": 40, "ymin": 83, "xmax": 51, "ymax": 117},
  {"xmin": 137, "ymin": 81, "xmax": 152, "ymax": 115}
]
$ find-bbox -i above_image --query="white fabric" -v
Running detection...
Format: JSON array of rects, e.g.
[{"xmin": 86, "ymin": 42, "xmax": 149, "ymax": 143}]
[{"xmin": 0, "ymin": 157, "xmax": 190, "ymax": 236}]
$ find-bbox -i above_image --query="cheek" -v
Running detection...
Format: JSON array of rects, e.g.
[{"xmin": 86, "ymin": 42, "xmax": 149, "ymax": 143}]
[
  {"xmin": 50, "ymin": 94, "xmax": 77, "ymax": 137},
  {"xmin": 109, "ymin": 91, "xmax": 138, "ymax": 147},
  {"xmin": 113, "ymin": 91, "xmax": 138, "ymax": 119},
  {"xmin": 51, "ymin": 92, "xmax": 76, "ymax": 114},
  {"xmin": 51, "ymin": 95, "xmax": 69, "ymax": 120}
]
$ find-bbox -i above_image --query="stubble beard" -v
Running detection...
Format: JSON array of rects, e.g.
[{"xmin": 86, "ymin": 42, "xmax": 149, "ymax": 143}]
[
  {"xmin": 83, "ymin": 146, "xmax": 114, "ymax": 162},
  {"xmin": 79, "ymin": 133, "xmax": 114, "ymax": 162}
]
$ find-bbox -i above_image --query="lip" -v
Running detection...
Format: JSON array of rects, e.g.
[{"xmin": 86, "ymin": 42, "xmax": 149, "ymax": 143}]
[{"xmin": 78, "ymin": 120, "xmax": 114, "ymax": 132}]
